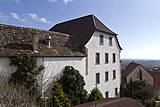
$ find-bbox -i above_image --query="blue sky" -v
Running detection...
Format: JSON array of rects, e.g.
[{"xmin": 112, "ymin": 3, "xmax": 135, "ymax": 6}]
[{"xmin": 0, "ymin": 0, "xmax": 160, "ymax": 59}]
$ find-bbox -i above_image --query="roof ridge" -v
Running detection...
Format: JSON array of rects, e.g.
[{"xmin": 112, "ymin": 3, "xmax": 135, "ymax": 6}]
[
  {"xmin": 51, "ymin": 14, "xmax": 94, "ymax": 27},
  {"xmin": 0, "ymin": 24, "xmax": 47, "ymax": 32},
  {"xmin": 0, "ymin": 24, "xmax": 75, "ymax": 38},
  {"xmin": 92, "ymin": 15, "xmax": 97, "ymax": 29}
]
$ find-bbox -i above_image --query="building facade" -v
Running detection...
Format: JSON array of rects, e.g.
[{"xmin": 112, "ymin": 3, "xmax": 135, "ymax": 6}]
[
  {"xmin": 50, "ymin": 15, "xmax": 122, "ymax": 98},
  {"xmin": 122, "ymin": 62, "xmax": 153, "ymax": 85},
  {"xmin": 0, "ymin": 15, "xmax": 122, "ymax": 98}
]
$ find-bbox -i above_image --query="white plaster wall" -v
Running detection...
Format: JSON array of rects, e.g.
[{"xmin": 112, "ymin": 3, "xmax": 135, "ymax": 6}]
[
  {"xmin": 0, "ymin": 57, "xmax": 16, "ymax": 78},
  {"xmin": 37, "ymin": 57, "xmax": 86, "ymax": 93},
  {"xmin": 85, "ymin": 31, "xmax": 121, "ymax": 98},
  {"xmin": 0, "ymin": 57, "xmax": 86, "ymax": 93}
]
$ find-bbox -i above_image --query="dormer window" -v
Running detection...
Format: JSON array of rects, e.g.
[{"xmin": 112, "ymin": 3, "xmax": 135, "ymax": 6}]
[
  {"xmin": 99, "ymin": 35, "xmax": 104, "ymax": 45},
  {"xmin": 109, "ymin": 37, "xmax": 112, "ymax": 46}
]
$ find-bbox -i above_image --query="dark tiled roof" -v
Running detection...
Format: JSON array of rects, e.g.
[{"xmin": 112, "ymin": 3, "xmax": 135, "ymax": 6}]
[
  {"xmin": 0, "ymin": 24, "xmax": 85, "ymax": 57},
  {"xmin": 149, "ymin": 70, "xmax": 160, "ymax": 88},
  {"xmin": 74, "ymin": 98, "xmax": 145, "ymax": 107},
  {"xmin": 122, "ymin": 62, "xmax": 140, "ymax": 77},
  {"xmin": 49, "ymin": 14, "xmax": 122, "ymax": 50}
]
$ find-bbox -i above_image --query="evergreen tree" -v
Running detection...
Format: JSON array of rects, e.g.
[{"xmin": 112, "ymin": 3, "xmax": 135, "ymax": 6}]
[
  {"xmin": 87, "ymin": 87, "xmax": 104, "ymax": 102},
  {"xmin": 52, "ymin": 81, "xmax": 72, "ymax": 107},
  {"xmin": 121, "ymin": 80, "xmax": 155, "ymax": 106},
  {"xmin": 59, "ymin": 65, "xmax": 87, "ymax": 105},
  {"xmin": 120, "ymin": 84, "xmax": 125, "ymax": 97},
  {"xmin": 129, "ymin": 78, "xmax": 133, "ymax": 98}
]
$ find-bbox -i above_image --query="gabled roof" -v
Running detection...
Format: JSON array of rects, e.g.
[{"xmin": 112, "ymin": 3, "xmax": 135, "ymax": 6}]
[
  {"xmin": 49, "ymin": 14, "xmax": 122, "ymax": 50},
  {"xmin": 0, "ymin": 24, "xmax": 85, "ymax": 57},
  {"xmin": 122, "ymin": 62, "xmax": 143, "ymax": 77}
]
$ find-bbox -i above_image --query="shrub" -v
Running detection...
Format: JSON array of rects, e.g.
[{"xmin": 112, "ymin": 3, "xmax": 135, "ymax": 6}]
[
  {"xmin": 121, "ymin": 80, "xmax": 155, "ymax": 105},
  {"xmin": 52, "ymin": 81, "xmax": 72, "ymax": 107},
  {"xmin": 87, "ymin": 87, "xmax": 104, "ymax": 102}
]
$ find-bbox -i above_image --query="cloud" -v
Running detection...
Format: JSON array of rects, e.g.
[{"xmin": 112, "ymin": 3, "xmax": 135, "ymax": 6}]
[
  {"xmin": 48, "ymin": 0, "xmax": 57, "ymax": 3},
  {"xmin": 28, "ymin": 13, "xmax": 51, "ymax": 24},
  {"xmin": 47, "ymin": 0, "xmax": 76, "ymax": 4},
  {"xmin": 10, "ymin": 12, "xmax": 26, "ymax": 22},
  {"xmin": 63, "ymin": 0, "xmax": 75, "ymax": 4}
]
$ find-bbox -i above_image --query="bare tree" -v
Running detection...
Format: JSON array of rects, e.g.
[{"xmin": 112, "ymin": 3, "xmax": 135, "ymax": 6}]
[
  {"xmin": 0, "ymin": 74, "xmax": 38, "ymax": 107},
  {"xmin": 38, "ymin": 61, "xmax": 57, "ymax": 97}
]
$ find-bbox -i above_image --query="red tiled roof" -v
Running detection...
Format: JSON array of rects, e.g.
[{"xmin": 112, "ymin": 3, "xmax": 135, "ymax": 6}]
[
  {"xmin": 49, "ymin": 14, "xmax": 122, "ymax": 50},
  {"xmin": 74, "ymin": 98, "xmax": 145, "ymax": 107},
  {"xmin": 149, "ymin": 70, "xmax": 160, "ymax": 88},
  {"xmin": 0, "ymin": 24, "xmax": 85, "ymax": 57}
]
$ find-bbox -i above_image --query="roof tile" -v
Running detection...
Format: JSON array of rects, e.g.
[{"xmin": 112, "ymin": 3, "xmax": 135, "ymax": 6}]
[{"xmin": 0, "ymin": 24, "xmax": 85, "ymax": 57}]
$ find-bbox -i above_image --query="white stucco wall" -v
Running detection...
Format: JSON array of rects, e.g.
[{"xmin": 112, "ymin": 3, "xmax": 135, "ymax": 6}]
[
  {"xmin": 0, "ymin": 57, "xmax": 86, "ymax": 95},
  {"xmin": 0, "ymin": 57, "xmax": 16, "ymax": 78},
  {"xmin": 85, "ymin": 31, "xmax": 121, "ymax": 98},
  {"xmin": 37, "ymin": 57, "xmax": 86, "ymax": 93}
]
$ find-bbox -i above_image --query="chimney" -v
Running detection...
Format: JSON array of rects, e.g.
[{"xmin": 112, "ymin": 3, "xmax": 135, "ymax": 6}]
[
  {"xmin": 32, "ymin": 34, "xmax": 39, "ymax": 53},
  {"xmin": 45, "ymin": 35, "xmax": 52, "ymax": 48}
]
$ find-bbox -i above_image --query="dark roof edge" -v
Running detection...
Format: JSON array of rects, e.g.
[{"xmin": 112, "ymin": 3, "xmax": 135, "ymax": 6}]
[
  {"xmin": 91, "ymin": 15, "xmax": 122, "ymax": 50},
  {"xmin": 92, "ymin": 15, "xmax": 117, "ymax": 35},
  {"xmin": 115, "ymin": 35, "xmax": 123, "ymax": 50}
]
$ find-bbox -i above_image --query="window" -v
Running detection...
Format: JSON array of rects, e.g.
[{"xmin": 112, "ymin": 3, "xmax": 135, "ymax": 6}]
[
  {"xmin": 105, "ymin": 53, "xmax": 108, "ymax": 64},
  {"xmin": 113, "ymin": 53, "xmax": 116, "ymax": 63},
  {"xmin": 95, "ymin": 53, "xmax": 100, "ymax": 64},
  {"xmin": 113, "ymin": 70, "xmax": 116, "ymax": 79},
  {"xmin": 105, "ymin": 71, "xmax": 108, "ymax": 81},
  {"xmin": 105, "ymin": 91, "xmax": 109, "ymax": 98},
  {"xmin": 115, "ymin": 88, "xmax": 118, "ymax": 96},
  {"xmin": 96, "ymin": 73, "xmax": 100, "ymax": 84},
  {"xmin": 99, "ymin": 34, "xmax": 104, "ymax": 45},
  {"xmin": 109, "ymin": 37, "xmax": 112, "ymax": 46}
]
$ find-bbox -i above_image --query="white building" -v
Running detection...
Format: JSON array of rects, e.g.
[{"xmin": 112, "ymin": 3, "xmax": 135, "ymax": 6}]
[{"xmin": 0, "ymin": 15, "xmax": 122, "ymax": 98}]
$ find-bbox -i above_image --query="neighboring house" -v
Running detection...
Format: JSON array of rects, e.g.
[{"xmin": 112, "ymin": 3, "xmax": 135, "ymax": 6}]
[
  {"xmin": 74, "ymin": 98, "xmax": 145, "ymax": 107},
  {"xmin": 149, "ymin": 70, "xmax": 160, "ymax": 99},
  {"xmin": 122, "ymin": 62, "xmax": 153, "ymax": 85},
  {"xmin": 0, "ymin": 14, "xmax": 122, "ymax": 98},
  {"xmin": 149, "ymin": 70, "xmax": 160, "ymax": 89}
]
